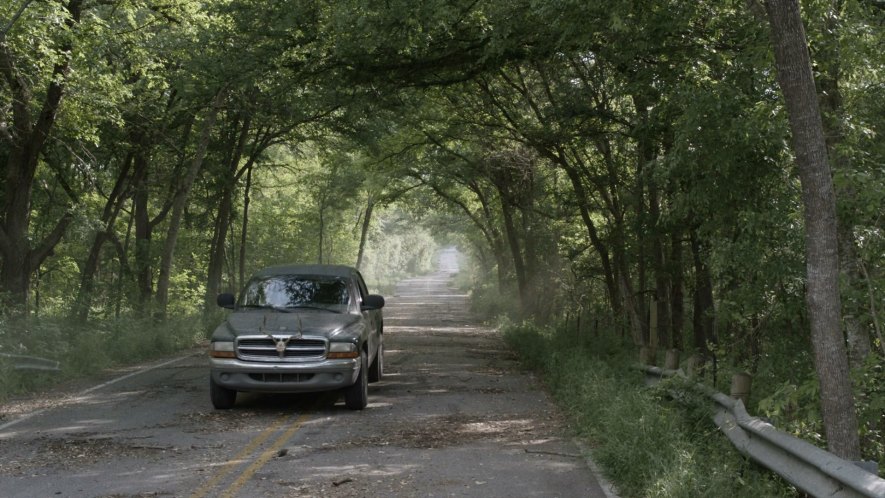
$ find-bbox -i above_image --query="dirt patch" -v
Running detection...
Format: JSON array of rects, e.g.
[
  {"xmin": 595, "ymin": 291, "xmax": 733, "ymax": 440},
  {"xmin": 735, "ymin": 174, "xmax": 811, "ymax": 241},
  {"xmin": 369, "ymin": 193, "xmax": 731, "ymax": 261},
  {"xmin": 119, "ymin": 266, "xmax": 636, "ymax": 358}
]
[
  {"xmin": 323, "ymin": 413, "xmax": 554, "ymax": 450},
  {"xmin": 176, "ymin": 409, "xmax": 277, "ymax": 434},
  {"xmin": 0, "ymin": 435, "xmax": 183, "ymax": 475}
]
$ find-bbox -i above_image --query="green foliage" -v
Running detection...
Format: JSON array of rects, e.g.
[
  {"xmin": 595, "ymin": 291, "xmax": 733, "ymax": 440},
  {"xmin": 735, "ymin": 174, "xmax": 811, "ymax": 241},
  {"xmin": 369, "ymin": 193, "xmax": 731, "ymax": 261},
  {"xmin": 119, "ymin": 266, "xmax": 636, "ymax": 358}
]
[
  {"xmin": 468, "ymin": 281, "xmax": 516, "ymax": 320},
  {"xmin": 504, "ymin": 322, "xmax": 796, "ymax": 497},
  {"xmin": 0, "ymin": 0, "xmax": 881, "ymax": 470},
  {"xmin": 758, "ymin": 378, "xmax": 826, "ymax": 447},
  {"xmin": 361, "ymin": 209, "xmax": 439, "ymax": 294},
  {"xmin": 0, "ymin": 314, "xmax": 202, "ymax": 403},
  {"xmin": 853, "ymin": 354, "xmax": 885, "ymax": 467},
  {"xmin": 758, "ymin": 351, "xmax": 885, "ymax": 469}
]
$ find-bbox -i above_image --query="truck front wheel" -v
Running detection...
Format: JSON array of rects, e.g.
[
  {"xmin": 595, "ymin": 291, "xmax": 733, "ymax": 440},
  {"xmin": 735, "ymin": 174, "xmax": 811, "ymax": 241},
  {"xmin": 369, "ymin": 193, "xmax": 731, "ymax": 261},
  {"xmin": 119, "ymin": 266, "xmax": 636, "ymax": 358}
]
[
  {"xmin": 210, "ymin": 376, "xmax": 237, "ymax": 409},
  {"xmin": 344, "ymin": 351, "xmax": 368, "ymax": 410}
]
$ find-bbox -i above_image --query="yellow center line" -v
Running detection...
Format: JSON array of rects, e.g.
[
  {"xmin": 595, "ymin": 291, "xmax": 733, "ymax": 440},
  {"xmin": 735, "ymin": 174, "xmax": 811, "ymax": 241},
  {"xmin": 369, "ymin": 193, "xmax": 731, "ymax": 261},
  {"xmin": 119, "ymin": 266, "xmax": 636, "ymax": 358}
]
[
  {"xmin": 220, "ymin": 411, "xmax": 314, "ymax": 498},
  {"xmin": 189, "ymin": 413, "xmax": 291, "ymax": 498}
]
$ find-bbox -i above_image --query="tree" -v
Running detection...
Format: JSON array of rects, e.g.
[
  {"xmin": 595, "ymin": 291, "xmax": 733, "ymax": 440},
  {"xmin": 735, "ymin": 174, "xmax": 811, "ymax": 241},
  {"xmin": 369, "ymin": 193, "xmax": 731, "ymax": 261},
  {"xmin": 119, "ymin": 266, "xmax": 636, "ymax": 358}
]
[
  {"xmin": 763, "ymin": 0, "xmax": 860, "ymax": 460},
  {"xmin": 0, "ymin": 0, "xmax": 83, "ymax": 311}
]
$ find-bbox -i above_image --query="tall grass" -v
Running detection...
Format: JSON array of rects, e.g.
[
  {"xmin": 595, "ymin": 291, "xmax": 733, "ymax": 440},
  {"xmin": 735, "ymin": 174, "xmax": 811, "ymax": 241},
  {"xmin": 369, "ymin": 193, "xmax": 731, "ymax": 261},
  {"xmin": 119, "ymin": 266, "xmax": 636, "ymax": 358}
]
[
  {"xmin": 504, "ymin": 322, "xmax": 798, "ymax": 497},
  {"xmin": 0, "ymin": 314, "xmax": 204, "ymax": 402}
]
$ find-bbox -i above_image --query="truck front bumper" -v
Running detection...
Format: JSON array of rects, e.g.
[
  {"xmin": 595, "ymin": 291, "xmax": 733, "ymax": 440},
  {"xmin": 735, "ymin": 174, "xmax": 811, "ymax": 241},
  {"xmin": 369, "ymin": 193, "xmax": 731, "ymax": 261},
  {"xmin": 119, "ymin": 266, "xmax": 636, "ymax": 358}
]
[{"xmin": 209, "ymin": 356, "xmax": 360, "ymax": 393}]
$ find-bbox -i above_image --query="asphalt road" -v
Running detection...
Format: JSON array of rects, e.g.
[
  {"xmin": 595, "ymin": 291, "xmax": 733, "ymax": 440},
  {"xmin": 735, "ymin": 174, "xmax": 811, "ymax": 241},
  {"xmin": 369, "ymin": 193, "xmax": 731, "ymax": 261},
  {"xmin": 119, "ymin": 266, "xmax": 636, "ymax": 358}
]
[{"xmin": 0, "ymin": 248, "xmax": 613, "ymax": 497}]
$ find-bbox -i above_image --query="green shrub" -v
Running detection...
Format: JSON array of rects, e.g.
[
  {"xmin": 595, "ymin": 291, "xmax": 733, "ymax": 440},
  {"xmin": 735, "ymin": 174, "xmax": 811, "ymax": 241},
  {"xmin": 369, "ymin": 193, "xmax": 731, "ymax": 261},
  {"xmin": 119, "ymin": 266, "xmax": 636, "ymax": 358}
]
[
  {"xmin": 854, "ymin": 354, "xmax": 885, "ymax": 469},
  {"xmin": 469, "ymin": 283, "xmax": 517, "ymax": 320},
  {"xmin": 504, "ymin": 322, "xmax": 797, "ymax": 497},
  {"xmin": 0, "ymin": 314, "xmax": 203, "ymax": 403}
]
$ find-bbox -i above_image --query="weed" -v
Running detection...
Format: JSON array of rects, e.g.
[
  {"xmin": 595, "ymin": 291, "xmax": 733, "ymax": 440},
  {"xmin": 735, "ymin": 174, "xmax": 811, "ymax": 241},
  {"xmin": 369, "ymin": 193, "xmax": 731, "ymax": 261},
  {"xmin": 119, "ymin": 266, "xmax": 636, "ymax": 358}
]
[
  {"xmin": 504, "ymin": 322, "xmax": 798, "ymax": 497},
  {"xmin": 0, "ymin": 314, "xmax": 203, "ymax": 403}
]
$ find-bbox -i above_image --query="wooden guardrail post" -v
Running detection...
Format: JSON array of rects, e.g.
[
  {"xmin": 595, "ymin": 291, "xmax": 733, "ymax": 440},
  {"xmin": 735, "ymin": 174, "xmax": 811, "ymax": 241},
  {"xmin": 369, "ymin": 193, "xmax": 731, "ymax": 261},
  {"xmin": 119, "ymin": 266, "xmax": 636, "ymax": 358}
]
[
  {"xmin": 639, "ymin": 362, "xmax": 885, "ymax": 495},
  {"xmin": 685, "ymin": 354, "xmax": 705, "ymax": 377},
  {"xmin": 639, "ymin": 346, "xmax": 656, "ymax": 366},
  {"xmin": 730, "ymin": 371, "xmax": 752, "ymax": 406},
  {"xmin": 664, "ymin": 349, "xmax": 680, "ymax": 370}
]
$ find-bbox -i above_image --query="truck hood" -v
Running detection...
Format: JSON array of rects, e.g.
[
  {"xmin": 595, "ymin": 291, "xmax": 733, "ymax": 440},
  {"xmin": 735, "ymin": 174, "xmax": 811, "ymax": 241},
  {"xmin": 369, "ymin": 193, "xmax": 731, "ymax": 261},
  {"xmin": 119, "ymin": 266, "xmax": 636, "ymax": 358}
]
[{"xmin": 217, "ymin": 311, "xmax": 362, "ymax": 339}]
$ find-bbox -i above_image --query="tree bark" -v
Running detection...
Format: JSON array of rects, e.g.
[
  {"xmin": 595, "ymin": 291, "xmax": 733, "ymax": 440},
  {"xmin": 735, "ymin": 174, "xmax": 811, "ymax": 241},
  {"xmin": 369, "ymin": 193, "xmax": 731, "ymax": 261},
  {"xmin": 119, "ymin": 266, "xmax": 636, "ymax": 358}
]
[
  {"xmin": 690, "ymin": 229, "xmax": 715, "ymax": 357},
  {"xmin": 317, "ymin": 201, "xmax": 325, "ymax": 264},
  {"xmin": 498, "ymin": 191, "xmax": 527, "ymax": 308},
  {"xmin": 205, "ymin": 115, "xmax": 250, "ymax": 315},
  {"xmin": 648, "ymin": 163, "xmax": 670, "ymax": 348},
  {"xmin": 470, "ymin": 182, "xmax": 510, "ymax": 293},
  {"xmin": 815, "ymin": 7, "xmax": 872, "ymax": 366},
  {"xmin": 356, "ymin": 195, "xmax": 375, "ymax": 270},
  {"xmin": 764, "ymin": 0, "xmax": 860, "ymax": 459},
  {"xmin": 670, "ymin": 231, "xmax": 685, "ymax": 351},
  {"xmin": 72, "ymin": 152, "xmax": 135, "ymax": 321},
  {"xmin": 557, "ymin": 158, "xmax": 619, "ymax": 314},
  {"xmin": 632, "ymin": 94, "xmax": 655, "ymax": 346},
  {"xmin": 0, "ymin": 0, "xmax": 82, "ymax": 312},
  {"xmin": 238, "ymin": 162, "xmax": 254, "ymax": 291},
  {"xmin": 133, "ymin": 151, "xmax": 153, "ymax": 311},
  {"xmin": 154, "ymin": 89, "xmax": 225, "ymax": 319}
]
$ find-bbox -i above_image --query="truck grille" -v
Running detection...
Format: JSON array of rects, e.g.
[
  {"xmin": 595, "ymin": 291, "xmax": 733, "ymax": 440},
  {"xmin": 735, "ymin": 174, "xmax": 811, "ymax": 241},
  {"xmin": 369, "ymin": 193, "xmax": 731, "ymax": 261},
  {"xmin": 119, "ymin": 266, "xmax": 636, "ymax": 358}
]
[
  {"xmin": 248, "ymin": 373, "xmax": 315, "ymax": 382},
  {"xmin": 236, "ymin": 335, "xmax": 327, "ymax": 362}
]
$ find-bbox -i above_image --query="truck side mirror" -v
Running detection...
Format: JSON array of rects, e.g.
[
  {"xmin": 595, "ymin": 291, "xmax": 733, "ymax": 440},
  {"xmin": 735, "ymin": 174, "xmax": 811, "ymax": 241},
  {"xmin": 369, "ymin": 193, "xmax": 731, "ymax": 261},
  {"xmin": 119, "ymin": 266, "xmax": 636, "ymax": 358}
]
[{"xmin": 362, "ymin": 294, "xmax": 385, "ymax": 310}]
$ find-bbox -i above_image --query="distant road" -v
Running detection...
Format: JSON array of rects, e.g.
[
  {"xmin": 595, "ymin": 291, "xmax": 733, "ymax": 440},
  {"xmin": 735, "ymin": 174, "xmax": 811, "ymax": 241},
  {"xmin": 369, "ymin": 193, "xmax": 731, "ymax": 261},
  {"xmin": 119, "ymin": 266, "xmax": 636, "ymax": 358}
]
[{"xmin": 0, "ymin": 249, "xmax": 611, "ymax": 497}]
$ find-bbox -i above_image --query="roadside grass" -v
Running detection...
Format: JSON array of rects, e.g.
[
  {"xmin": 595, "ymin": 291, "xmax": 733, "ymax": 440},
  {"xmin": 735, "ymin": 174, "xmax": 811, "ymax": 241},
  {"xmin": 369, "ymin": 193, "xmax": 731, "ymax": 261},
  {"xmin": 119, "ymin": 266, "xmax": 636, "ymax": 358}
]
[
  {"xmin": 503, "ymin": 321, "xmax": 798, "ymax": 498},
  {"xmin": 0, "ymin": 314, "xmax": 204, "ymax": 403}
]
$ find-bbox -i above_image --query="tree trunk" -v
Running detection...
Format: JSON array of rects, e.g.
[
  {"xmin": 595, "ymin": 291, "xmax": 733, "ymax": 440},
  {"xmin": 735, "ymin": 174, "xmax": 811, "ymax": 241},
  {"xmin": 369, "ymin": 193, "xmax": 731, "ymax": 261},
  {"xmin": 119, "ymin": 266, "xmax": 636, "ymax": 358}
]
[
  {"xmin": 690, "ymin": 229, "xmax": 715, "ymax": 357},
  {"xmin": 133, "ymin": 152, "xmax": 153, "ymax": 311},
  {"xmin": 594, "ymin": 138, "xmax": 643, "ymax": 342},
  {"xmin": 613, "ymin": 245, "xmax": 644, "ymax": 346},
  {"xmin": 765, "ymin": 0, "xmax": 860, "ymax": 459},
  {"xmin": 317, "ymin": 203, "xmax": 325, "ymax": 264},
  {"xmin": 205, "ymin": 186, "xmax": 233, "ymax": 310},
  {"xmin": 72, "ymin": 152, "xmax": 135, "ymax": 321},
  {"xmin": 0, "ymin": 0, "xmax": 82, "ymax": 312},
  {"xmin": 632, "ymin": 95, "xmax": 655, "ymax": 346},
  {"xmin": 670, "ymin": 231, "xmax": 685, "ymax": 351},
  {"xmin": 472, "ymin": 183, "xmax": 510, "ymax": 293},
  {"xmin": 205, "ymin": 115, "xmax": 250, "ymax": 315},
  {"xmin": 557, "ymin": 158, "xmax": 620, "ymax": 314},
  {"xmin": 499, "ymin": 194, "xmax": 527, "ymax": 308},
  {"xmin": 155, "ymin": 89, "xmax": 225, "ymax": 320},
  {"xmin": 815, "ymin": 8, "xmax": 872, "ymax": 366},
  {"xmin": 115, "ymin": 206, "xmax": 135, "ymax": 319},
  {"xmin": 648, "ymin": 165, "xmax": 670, "ymax": 348},
  {"xmin": 356, "ymin": 195, "xmax": 375, "ymax": 270},
  {"xmin": 238, "ymin": 162, "xmax": 254, "ymax": 291}
]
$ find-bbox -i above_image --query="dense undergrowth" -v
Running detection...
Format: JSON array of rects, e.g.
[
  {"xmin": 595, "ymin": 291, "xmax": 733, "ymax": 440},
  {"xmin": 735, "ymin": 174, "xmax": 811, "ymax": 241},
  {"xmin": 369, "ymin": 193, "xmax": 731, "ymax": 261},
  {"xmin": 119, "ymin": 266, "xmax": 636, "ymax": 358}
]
[
  {"xmin": 503, "ymin": 321, "xmax": 800, "ymax": 497},
  {"xmin": 0, "ymin": 315, "xmax": 203, "ymax": 403}
]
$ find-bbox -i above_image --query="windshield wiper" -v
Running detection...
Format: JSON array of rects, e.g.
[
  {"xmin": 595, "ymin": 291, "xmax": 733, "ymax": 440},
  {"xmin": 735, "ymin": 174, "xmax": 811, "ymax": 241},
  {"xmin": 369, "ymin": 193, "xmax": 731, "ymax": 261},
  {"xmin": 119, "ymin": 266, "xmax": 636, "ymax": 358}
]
[
  {"xmin": 240, "ymin": 304, "xmax": 341, "ymax": 313},
  {"xmin": 240, "ymin": 304, "xmax": 294, "ymax": 313},
  {"xmin": 285, "ymin": 304, "xmax": 342, "ymax": 313}
]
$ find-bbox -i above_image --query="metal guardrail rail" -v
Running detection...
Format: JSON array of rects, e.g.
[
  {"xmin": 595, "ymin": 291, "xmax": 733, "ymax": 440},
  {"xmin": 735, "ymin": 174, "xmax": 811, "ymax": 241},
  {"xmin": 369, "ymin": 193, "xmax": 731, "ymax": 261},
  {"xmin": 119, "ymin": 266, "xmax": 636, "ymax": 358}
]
[
  {"xmin": 0, "ymin": 352, "xmax": 60, "ymax": 372},
  {"xmin": 642, "ymin": 365, "xmax": 885, "ymax": 498}
]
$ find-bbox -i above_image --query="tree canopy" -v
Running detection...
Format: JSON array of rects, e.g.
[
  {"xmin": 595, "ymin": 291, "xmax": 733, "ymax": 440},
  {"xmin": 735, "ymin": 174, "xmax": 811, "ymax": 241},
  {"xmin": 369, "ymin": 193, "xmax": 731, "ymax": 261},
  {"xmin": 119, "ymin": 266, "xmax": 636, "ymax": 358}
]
[{"xmin": 1, "ymin": 0, "xmax": 882, "ymax": 464}]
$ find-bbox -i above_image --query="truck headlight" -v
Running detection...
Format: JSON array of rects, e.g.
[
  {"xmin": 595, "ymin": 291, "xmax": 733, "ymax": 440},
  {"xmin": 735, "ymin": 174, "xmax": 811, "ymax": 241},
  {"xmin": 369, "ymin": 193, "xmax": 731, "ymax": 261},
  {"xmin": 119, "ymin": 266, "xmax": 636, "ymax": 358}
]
[
  {"xmin": 327, "ymin": 342, "xmax": 359, "ymax": 359},
  {"xmin": 209, "ymin": 341, "xmax": 235, "ymax": 358}
]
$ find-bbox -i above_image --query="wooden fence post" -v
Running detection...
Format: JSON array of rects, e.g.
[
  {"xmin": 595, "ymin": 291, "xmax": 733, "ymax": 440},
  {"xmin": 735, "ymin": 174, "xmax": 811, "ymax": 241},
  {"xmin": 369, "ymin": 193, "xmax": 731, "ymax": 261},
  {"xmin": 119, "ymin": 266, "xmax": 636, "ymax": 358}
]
[
  {"xmin": 640, "ymin": 346, "xmax": 657, "ymax": 366},
  {"xmin": 664, "ymin": 349, "xmax": 680, "ymax": 370},
  {"xmin": 686, "ymin": 354, "xmax": 705, "ymax": 377},
  {"xmin": 730, "ymin": 371, "xmax": 753, "ymax": 406}
]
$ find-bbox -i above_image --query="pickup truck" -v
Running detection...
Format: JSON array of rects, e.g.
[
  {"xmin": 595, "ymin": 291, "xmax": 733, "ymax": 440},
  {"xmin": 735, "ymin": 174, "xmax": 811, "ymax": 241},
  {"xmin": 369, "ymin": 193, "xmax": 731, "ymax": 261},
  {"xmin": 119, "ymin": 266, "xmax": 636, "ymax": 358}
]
[{"xmin": 209, "ymin": 264, "xmax": 384, "ymax": 410}]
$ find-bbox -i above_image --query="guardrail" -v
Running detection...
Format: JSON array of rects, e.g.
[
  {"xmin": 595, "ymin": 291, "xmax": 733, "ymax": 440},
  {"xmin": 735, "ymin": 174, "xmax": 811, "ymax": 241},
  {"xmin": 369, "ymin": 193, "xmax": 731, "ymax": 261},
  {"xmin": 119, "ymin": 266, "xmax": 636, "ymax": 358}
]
[
  {"xmin": 0, "ymin": 353, "xmax": 60, "ymax": 372},
  {"xmin": 641, "ymin": 364, "xmax": 885, "ymax": 498}
]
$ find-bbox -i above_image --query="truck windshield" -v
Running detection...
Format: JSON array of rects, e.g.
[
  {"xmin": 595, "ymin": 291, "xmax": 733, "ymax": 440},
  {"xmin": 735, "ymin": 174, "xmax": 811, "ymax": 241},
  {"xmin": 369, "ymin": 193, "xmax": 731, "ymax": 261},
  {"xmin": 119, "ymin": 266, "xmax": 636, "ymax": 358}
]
[{"xmin": 240, "ymin": 275, "xmax": 349, "ymax": 311}]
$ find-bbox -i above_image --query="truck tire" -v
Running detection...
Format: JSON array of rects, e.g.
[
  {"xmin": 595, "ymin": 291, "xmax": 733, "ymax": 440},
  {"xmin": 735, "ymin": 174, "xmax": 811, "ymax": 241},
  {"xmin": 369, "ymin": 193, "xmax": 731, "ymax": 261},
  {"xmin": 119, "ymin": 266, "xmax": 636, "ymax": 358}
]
[
  {"xmin": 368, "ymin": 336, "xmax": 383, "ymax": 383},
  {"xmin": 210, "ymin": 376, "xmax": 237, "ymax": 409},
  {"xmin": 344, "ymin": 351, "xmax": 368, "ymax": 410}
]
